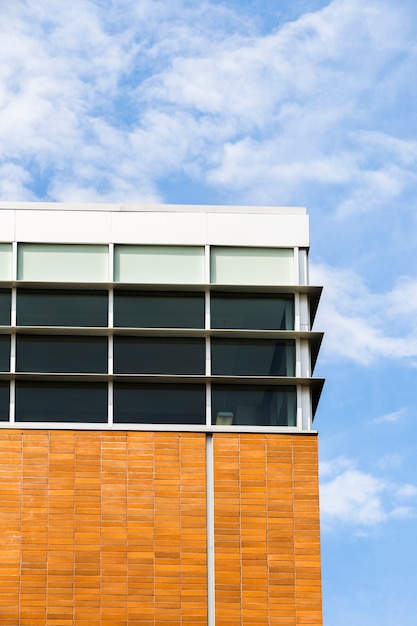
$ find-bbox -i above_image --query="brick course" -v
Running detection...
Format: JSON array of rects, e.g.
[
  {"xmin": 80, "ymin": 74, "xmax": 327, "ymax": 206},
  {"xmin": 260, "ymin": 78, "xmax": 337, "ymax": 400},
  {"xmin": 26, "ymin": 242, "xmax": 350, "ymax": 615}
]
[{"xmin": 0, "ymin": 431, "xmax": 321, "ymax": 625}]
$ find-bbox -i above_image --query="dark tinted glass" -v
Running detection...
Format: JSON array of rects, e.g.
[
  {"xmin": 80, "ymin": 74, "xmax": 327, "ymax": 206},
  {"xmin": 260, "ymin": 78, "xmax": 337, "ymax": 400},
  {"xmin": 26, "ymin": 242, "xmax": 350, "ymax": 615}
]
[
  {"xmin": 114, "ymin": 383, "xmax": 205, "ymax": 424},
  {"xmin": 211, "ymin": 293, "xmax": 294, "ymax": 330},
  {"xmin": 211, "ymin": 339, "xmax": 295, "ymax": 376},
  {"xmin": 114, "ymin": 291, "xmax": 205, "ymax": 328},
  {"xmin": 0, "ymin": 290, "xmax": 11, "ymax": 325},
  {"xmin": 15, "ymin": 382, "xmax": 107, "ymax": 422},
  {"xmin": 16, "ymin": 335, "xmax": 107, "ymax": 373},
  {"xmin": 0, "ymin": 335, "xmax": 11, "ymax": 371},
  {"xmin": 0, "ymin": 382, "xmax": 9, "ymax": 421},
  {"xmin": 16, "ymin": 289, "xmax": 108, "ymax": 326},
  {"xmin": 212, "ymin": 385, "xmax": 296, "ymax": 426},
  {"xmin": 114, "ymin": 337, "xmax": 205, "ymax": 374}
]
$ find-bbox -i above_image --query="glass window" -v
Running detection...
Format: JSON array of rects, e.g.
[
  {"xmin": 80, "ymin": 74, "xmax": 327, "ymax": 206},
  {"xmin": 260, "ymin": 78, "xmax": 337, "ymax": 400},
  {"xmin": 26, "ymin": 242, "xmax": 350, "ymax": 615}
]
[
  {"xmin": 210, "ymin": 247, "xmax": 294, "ymax": 285},
  {"xmin": 0, "ymin": 244, "xmax": 12, "ymax": 281},
  {"xmin": 212, "ymin": 385, "xmax": 297, "ymax": 426},
  {"xmin": 211, "ymin": 339, "xmax": 295, "ymax": 377},
  {"xmin": 114, "ymin": 291, "xmax": 204, "ymax": 328},
  {"xmin": 15, "ymin": 381, "xmax": 108, "ymax": 423},
  {"xmin": 17, "ymin": 289, "xmax": 108, "ymax": 327},
  {"xmin": 114, "ymin": 383, "xmax": 205, "ymax": 424},
  {"xmin": 0, "ymin": 382, "xmax": 9, "ymax": 421},
  {"xmin": 0, "ymin": 335, "xmax": 10, "ymax": 371},
  {"xmin": 17, "ymin": 244, "xmax": 109, "ymax": 282},
  {"xmin": 114, "ymin": 245, "xmax": 205, "ymax": 284},
  {"xmin": 0, "ymin": 290, "xmax": 11, "ymax": 325},
  {"xmin": 16, "ymin": 336, "xmax": 108, "ymax": 373},
  {"xmin": 211, "ymin": 293, "xmax": 294, "ymax": 330},
  {"xmin": 114, "ymin": 337, "xmax": 205, "ymax": 374}
]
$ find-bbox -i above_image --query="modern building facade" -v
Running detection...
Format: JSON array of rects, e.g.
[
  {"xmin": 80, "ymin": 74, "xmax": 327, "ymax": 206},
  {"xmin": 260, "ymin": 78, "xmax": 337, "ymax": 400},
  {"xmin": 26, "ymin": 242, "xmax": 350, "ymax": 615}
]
[{"xmin": 0, "ymin": 202, "xmax": 324, "ymax": 625}]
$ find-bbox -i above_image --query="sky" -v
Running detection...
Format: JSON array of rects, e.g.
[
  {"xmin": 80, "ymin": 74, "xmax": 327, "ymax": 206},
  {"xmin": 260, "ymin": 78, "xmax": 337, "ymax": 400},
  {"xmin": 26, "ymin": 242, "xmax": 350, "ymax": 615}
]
[{"xmin": 1, "ymin": 0, "xmax": 417, "ymax": 623}]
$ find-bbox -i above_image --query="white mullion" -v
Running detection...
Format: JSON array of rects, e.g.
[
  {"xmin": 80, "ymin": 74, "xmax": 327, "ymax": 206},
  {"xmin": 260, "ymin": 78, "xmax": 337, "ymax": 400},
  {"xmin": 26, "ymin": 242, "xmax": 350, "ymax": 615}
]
[
  {"xmin": 206, "ymin": 382, "xmax": 212, "ymax": 427},
  {"xmin": 205, "ymin": 246, "xmax": 211, "ymax": 427},
  {"xmin": 204, "ymin": 244, "xmax": 210, "ymax": 285},
  {"xmin": 10, "ymin": 283, "xmax": 16, "ymax": 423},
  {"xmin": 108, "ymin": 333, "xmax": 114, "ymax": 425},
  {"xmin": 12, "ymin": 241, "xmax": 18, "ymax": 281},
  {"xmin": 295, "ymin": 337, "xmax": 301, "ymax": 378},
  {"xmin": 9, "ymin": 379, "xmax": 15, "ymax": 423},
  {"xmin": 206, "ymin": 433, "xmax": 215, "ymax": 626},
  {"xmin": 300, "ymin": 339, "xmax": 311, "ymax": 378},
  {"xmin": 293, "ymin": 246, "xmax": 299, "ymax": 286},
  {"xmin": 108, "ymin": 242, "xmax": 114, "ymax": 284},
  {"xmin": 300, "ymin": 385, "xmax": 312, "ymax": 430},
  {"xmin": 294, "ymin": 292, "xmax": 300, "ymax": 331},
  {"xmin": 299, "ymin": 248, "xmax": 308, "ymax": 286},
  {"xmin": 108, "ymin": 282, "xmax": 114, "ymax": 425},
  {"xmin": 108, "ymin": 379, "xmax": 114, "ymax": 426},
  {"xmin": 296, "ymin": 385, "xmax": 303, "ymax": 429}
]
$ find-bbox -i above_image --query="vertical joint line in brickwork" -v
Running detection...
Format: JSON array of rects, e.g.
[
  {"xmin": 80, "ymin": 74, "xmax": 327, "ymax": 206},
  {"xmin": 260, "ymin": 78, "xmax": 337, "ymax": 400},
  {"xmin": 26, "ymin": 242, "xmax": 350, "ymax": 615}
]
[{"xmin": 206, "ymin": 433, "xmax": 215, "ymax": 626}]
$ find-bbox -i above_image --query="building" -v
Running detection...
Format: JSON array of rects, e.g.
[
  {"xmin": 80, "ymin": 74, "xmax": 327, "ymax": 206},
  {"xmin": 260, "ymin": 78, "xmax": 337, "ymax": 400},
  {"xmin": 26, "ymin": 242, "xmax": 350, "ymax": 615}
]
[{"xmin": 0, "ymin": 202, "xmax": 324, "ymax": 625}]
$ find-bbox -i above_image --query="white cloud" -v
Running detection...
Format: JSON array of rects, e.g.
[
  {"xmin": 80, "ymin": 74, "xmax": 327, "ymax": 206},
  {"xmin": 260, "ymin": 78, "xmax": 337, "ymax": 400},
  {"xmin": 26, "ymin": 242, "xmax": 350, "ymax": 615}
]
[
  {"xmin": 320, "ymin": 457, "xmax": 417, "ymax": 528},
  {"xmin": 372, "ymin": 407, "xmax": 407, "ymax": 424},
  {"xmin": 0, "ymin": 0, "xmax": 416, "ymax": 208},
  {"xmin": 311, "ymin": 263, "xmax": 417, "ymax": 364},
  {"xmin": 394, "ymin": 484, "xmax": 417, "ymax": 499},
  {"xmin": 376, "ymin": 453, "xmax": 405, "ymax": 470}
]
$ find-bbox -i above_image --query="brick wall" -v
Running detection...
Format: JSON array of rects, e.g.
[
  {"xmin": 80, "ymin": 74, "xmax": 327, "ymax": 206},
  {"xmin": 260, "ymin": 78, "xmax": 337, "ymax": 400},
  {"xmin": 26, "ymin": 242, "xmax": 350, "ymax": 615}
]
[
  {"xmin": 0, "ymin": 431, "xmax": 321, "ymax": 625},
  {"xmin": 213, "ymin": 434, "xmax": 322, "ymax": 626}
]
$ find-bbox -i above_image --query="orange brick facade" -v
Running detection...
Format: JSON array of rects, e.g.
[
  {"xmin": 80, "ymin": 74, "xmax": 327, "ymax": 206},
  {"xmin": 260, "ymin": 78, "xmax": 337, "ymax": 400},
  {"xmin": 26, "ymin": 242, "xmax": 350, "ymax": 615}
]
[
  {"xmin": 214, "ymin": 435, "xmax": 322, "ymax": 626},
  {"xmin": 0, "ymin": 431, "xmax": 321, "ymax": 625}
]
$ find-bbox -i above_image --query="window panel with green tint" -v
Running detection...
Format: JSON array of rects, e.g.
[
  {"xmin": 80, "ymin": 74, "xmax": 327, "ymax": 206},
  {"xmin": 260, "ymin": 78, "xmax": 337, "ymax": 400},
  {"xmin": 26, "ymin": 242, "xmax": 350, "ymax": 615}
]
[
  {"xmin": 211, "ymin": 292, "xmax": 294, "ymax": 330},
  {"xmin": 114, "ymin": 383, "xmax": 205, "ymax": 424},
  {"xmin": 15, "ymin": 381, "xmax": 108, "ymax": 423},
  {"xmin": 210, "ymin": 247, "xmax": 294, "ymax": 285},
  {"xmin": 17, "ymin": 244, "xmax": 109, "ymax": 282},
  {"xmin": 212, "ymin": 385, "xmax": 297, "ymax": 426},
  {"xmin": 0, "ymin": 290, "xmax": 11, "ymax": 326},
  {"xmin": 16, "ymin": 335, "xmax": 108, "ymax": 373},
  {"xmin": 114, "ymin": 245, "xmax": 205, "ymax": 284},
  {"xmin": 0, "ymin": 243, "xmax": 12, "ymax": 281},
  {"xmin": 0, "ymin": 336, "xmax": 10, "ymax": 372},
  {"xmin": 114, "ymin": 337, "xmax": 205, "ymax": 374},
  {"xmin": 17, "ymin": 289, "xmax": 108, "ymax": 327},
  {"xmin": 0, "ymin": 382, "xmax": 9, "ymax": 421},
  {"xmin": 211, "ymin": 339, "xmax": 295, "ymax": 377},
  {"xmin": 114, "ymin": 291, "xmax": 204, "ymax": 328}
]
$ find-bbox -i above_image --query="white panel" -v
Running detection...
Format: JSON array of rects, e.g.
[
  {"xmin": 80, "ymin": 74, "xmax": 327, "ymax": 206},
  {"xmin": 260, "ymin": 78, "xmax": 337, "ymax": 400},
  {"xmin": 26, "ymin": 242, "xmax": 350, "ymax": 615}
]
[
  {"xmin": 115, "ymin": 245, "xmax": 205, "ymax": 283},
  {"xmin": 301, "ymin": 386, "xmax": 312, "ymax": 430},
  {"xmin": 211, "ymin": 247, "xmax": 294, "ymax": 285},
  {"xmin": 0, "ymin": 211, "xmax": 15, "ymax": 241},
  {"xmin": 15, "ymin": 210, "xmax": 111, "ymax": 243},
  {"xmin": 0, "ymin": 243, "xmax": 13, "ymax": 280},
  {"xmin": 299, "ymin": 248, "xmax": 309, "ymax": 285},
  {"xmin": 17, "ymin": 244, "xmax": 109, "ymax": 281},
  {"xmin": 111, "ymin": 212, "xmax": 207, "ymax": 244},
  {"xmin": 207, "ymin": 213, "xmax": 309, "ymax": 247}
]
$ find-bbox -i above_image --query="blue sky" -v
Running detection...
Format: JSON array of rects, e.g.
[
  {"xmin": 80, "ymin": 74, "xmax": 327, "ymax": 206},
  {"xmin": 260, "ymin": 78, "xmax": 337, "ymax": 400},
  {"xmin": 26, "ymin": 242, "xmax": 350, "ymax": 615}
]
[{"xmin": 1, "ymin": 0, "xmax": 417, "ymax": 623}]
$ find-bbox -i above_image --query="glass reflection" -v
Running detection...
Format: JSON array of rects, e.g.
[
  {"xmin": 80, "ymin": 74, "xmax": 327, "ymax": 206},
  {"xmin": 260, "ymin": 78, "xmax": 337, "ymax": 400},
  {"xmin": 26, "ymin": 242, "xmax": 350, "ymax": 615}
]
[
  {"xmin": 114, "ymin": 337, "xmax": 205, "ymax": 374},
  {"xmin": 114, "ymin": 291, "xmax": 205, "ymax": 328},
  {"xmin": 0, "ymin": 382, "xmax": 9, "ymax": 421},
  {"xmin": 17, "ymin": 289, "xmax": 108, "ymax": 327},
  {"xmin": 114, "ymin": 383, "xmax": 205, "ymax": 424},
  {"xmin": 211, "ymin": 339, "xmax": 295, "ymax": 376},
  {"xmin": 211, "ymin": 293, "xmax": 294, "ymax": 330},
  {"xmin": 0, "ymin": 290, "xmax": 11, "ymax": 326},
  {"xmin": 0, "ymin": 335, "xmax": 10, "ymax": 371},
  {"xmin": 15, "ymin": 382, "xmax": 107, "ymax": 422},
  {"xmin": 212, "ymin": 385, "xmax": 297, "ymax": 426},
  {"xmin": 16, "ymin": 335, "xmax": 107, "ymax": 373}
]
